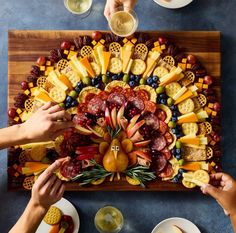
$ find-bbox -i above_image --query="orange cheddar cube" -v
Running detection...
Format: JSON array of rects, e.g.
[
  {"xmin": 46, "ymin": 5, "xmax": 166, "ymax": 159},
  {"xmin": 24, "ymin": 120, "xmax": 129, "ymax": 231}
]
[{"xmin": 35, "ymin": 91, "xmax": 53, "ymax": 103}]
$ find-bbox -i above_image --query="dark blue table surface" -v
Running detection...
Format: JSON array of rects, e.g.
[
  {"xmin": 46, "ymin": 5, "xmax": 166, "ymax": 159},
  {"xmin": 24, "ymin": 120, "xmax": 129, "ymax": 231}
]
[{"xmin": 0, "ymin": 0, "xmax": 236, "ymax": 232}]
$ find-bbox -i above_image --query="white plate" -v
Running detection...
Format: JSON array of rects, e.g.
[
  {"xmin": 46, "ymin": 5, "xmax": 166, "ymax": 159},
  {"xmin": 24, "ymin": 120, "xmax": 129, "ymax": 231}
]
[
  {"xmin": 153, "ymin": 0, "xmax": 193, "ymax": 9},
  {"xmin": 151, "ymin": 217, "xmax": 201, "ymax": 233},
  {"xmin": 36, "ymin": 198, "xmax": 80, "ymax": 233}
]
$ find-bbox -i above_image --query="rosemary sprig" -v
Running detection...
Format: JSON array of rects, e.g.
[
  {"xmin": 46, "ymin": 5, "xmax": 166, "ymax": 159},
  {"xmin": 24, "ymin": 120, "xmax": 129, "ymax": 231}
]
[
  {"xmin": 125, "ymin": 166, "xmax": 156, "ymax": 188},
  {"xmin": 72, "ymin": 160, "xmax": 112, "ymax": 185},
  {"xmin": 107, "ymin": 125, "xmax": 121, "ymax": 139}
]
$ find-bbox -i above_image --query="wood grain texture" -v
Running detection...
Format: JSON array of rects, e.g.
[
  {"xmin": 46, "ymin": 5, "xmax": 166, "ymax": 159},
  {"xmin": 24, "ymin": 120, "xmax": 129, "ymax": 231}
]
[{"xmin": 8, "ymin": 30, "xmax": 221, "ymax": 191}]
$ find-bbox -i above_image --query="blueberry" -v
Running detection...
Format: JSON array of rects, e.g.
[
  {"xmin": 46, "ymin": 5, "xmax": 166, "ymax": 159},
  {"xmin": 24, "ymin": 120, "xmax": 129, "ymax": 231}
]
[
  {"xmin": 97, "ymin": 76, "xmax": 102, "ymax": 82},
  {"xmin": 95, "ymin": 83, "xmax": 101, "ymax": 89},
  {"xmin": 152, "ymin": 76, "xmax": 158, "ymax": 82},
  {"xmin": 159, "ymin": 93, "xmax": 166, "ymax": 99},
  {"xmin": 172, "ymin": 116, "xmax": 178, "ymax": 122},
  {"xmin": 157, "ymin": 98, "xmax": 162, "ymax": 104},
  {"xmin": 176, "ymin": 148, "xmax": 181, "ymax": 154},
  {"xmin": 135, "ymin": 75, "xmax": 141, "ymax": 82},
  {"xmin": 178, "ymin": 169, "xmax": 185, "ymax": 174},
  {"xmin": 77, "ymin": 81, "xmax": 83, "ymax": 88},
  {"xmin": 65, "ymin": 102, "xmax": 71, "ymax": 109},
  {"xmin": 91, "ymin": 78, "xmax": 97, "ymax": 86},
  {"xmin": 106, "ymin": 71, "xmax": 112, "ymax": 77},
  {"xmin": 176, "ymin": 133, "xmax": 182, "ymax": 138},
  {"xmin": 175, "ymin": 154, "xmax": 181, "ymax": 160},
  {"xmin": 147, "ymin": 77, "xmax": 153, "ymax": 85},
  {"xmin": 160, "ymin": 98, "xmax": 167, "ymax": 104},
  {"xmin": 177, "ymin": 172, "xmax": 182, "ymax": 179},
  {"xmin": 172, "ymin": 128, "xmax": 178, "ymax": 135},
  {"xmin": 170, "ymin": 105, "xmax": 178, "ymax": 111},
  {"xmin": 71, "ymin": 99, "xmax": 78, "ymax": 107},
  {"xmin": 173, "ymin": 176, "xmax": 179, "ymax": 183},
  {"xmin": 112, "ymin": 74, "xmax": 118, "ymax": 80},
  {"xmin": 75, "ymin": 86, "xmax": 82, "ymax": 93},
  {"xmin": 117, "ymin": 72, "xmax": 123, "ymax": 79},
  {"xmin": 66, "ymin": 96, "xmax": 73, "ymax": 103},
  {"xmin": 172, "ymin": 148, "xmax": 177, "ymax": 156},
  {"xmin": 130, "ymin": 74, "xmax": 136, "ymax": 81},
  {"xmin": 129, "ymin": 81, "xmax": 135, "ymax": 87},
  {"xmin": 152, "ymin": 83, "xmax": 158, "ymax": 89},
  {"xmin": 172, "ymin": 111, "xmax": 178, "ymax": 117}
]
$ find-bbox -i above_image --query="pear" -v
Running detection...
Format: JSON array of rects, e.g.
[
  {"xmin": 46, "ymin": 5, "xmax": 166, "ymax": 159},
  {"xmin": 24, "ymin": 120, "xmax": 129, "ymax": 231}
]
[{"xmin": 103, "ymin": 139, "xmax": 129, "ymax": 172}]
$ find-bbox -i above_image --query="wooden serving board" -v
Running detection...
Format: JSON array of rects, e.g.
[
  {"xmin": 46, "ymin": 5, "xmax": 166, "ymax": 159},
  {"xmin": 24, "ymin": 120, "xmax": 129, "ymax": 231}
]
[{"xmin": 8, "ymin": 30, "xmax": 221, "ymax": 191}]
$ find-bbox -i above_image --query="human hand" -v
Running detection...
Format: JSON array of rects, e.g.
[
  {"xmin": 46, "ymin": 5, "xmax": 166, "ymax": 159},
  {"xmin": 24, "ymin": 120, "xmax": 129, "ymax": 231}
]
[
  {"xmin": 21, "ymin": 102, "xmax": 74, "ymax": 142},
  {"xmin": 31, "ymin": 158, "xmax": 69, "ymax": 210},
  {"xmin": 104, "ymin": 0, "xmax": 137, "ymax": 21},
  {"xmin": 201, "ymin": 173, "xmax": 236, "ymax": 216}
]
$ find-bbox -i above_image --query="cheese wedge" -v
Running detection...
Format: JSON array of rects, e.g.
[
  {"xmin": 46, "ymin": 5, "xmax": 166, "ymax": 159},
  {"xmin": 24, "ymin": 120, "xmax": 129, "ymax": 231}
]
[
  {"xmin": 142, "ymin": 58, "xmax": 156, "ymax": 78},
  {"xmin": 177, "ymin": 112, "xmax": 199, "ymax": 124},
  {"xmin": 96, "ymin": 45, "xmax": 105, "ymax": 70},
  {"xmin": 174, "ymin": 90, "xmax": 194, "ymax": 104},
  {"xmin": 35, "ymin": 91, "xmax": 53, "ymax": 104},
  {"xmin": 196, "ymin": 110, "xmax": 208, "ymax": 120},
  {"xmin": 48, "ymin": 70, "xmax": 69, "ymax": 91},
  {"xmin": 22, "ymin": 162, "xmax": 50, "ymax": 175},
  {"xmin": 179, "ymin": 136, "xmax": 201, "ymax": 145},
  {"xmin": 159, "ymin": 71, "xmax": 179, "ymax": 86},
  {"xmin": 101, "ymin": 51, "xmax": 111, "ymax": 74},
  {"xmin": 122, "ymin": 48, "xmax": 133, "ymax": 72},
  {"xmin": 180, "ymin": 162, "xmax": 202, "ymax": 171},
  {"xmin": 58, "ymin": 74, "xmax": 73, "ymax": 90},
  {"xmin": 80, "ymin": 57, "xmax": 95, "ymax": 77},
  {"xmin": 124, "ymin": 59, "xmax": 133, "ymax": 74},
  {"xmin": 71, "ymin": 55, "xmax": 88, "ymax": 78},
  {"xmin": 172, "ymin": 86, "xmax": 187, "ymax": 100}
]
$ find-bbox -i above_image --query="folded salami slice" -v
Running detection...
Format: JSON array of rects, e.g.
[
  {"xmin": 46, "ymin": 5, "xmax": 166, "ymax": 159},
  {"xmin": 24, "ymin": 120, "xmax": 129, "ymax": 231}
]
[
  {"xmin": 87, "ymin": 96, "xmax": 106, "ymax": 115},
  {"xmin": 152, "ymin": 135, "xmax": 167, "ymax": 151}
]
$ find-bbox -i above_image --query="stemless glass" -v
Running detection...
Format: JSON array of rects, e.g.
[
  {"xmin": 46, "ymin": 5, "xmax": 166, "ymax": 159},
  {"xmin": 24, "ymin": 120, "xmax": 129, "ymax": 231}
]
[
  {"xmin": 94, "ymin": 206, "xmax": 124, "ymax": 233},
  {"xmin": 64, "ymin": 0, "xmax": 93, "ymax": 16},
  {"xmin": 108, "ymin": 6, "xmax": 138, "ymax": 37}
]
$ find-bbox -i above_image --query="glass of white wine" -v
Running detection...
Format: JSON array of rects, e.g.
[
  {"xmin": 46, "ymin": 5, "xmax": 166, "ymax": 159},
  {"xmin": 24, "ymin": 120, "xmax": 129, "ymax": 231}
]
[
  {"xmin": 94, "ymin": 206, "xmax": 124, "ymax": 233},
  {"xmin": 64, "ymin": 0, "xmax": 93, "ymax": 16},
  {"xmin": 108, "ymin": 6, "xmax": 138, "ymax": 37}
]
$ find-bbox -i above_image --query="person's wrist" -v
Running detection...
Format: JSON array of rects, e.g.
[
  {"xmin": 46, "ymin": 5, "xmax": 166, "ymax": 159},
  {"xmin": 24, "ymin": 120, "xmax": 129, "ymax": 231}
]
[{"xmin": 28, "ymin": 199, "xmax": 49, "ymax": 215}]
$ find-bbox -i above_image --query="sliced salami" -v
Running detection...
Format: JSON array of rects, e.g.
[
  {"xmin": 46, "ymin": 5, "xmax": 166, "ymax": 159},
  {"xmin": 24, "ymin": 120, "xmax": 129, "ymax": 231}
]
[
  {"xmin": 87, "ymin": 97, "xmax": 106, "ymax": 115},
  {"xmin": 73, "ymin": 113, "xmax": 88, "ymax": 126},
  {"xmin": 156, "ymin": 109, "xmax": 167, "ymax": 121},
  {"xmin": 85, "ymin": 93, "xmax": 96, "ymax": 103},
  {"xmin": 135, "ymin": 89, "xmax": 149, "ymax": 101},
  {"xmin": 145, "ymin": 113, "xmax": 159, "ymax": 130},
  {"xmin": 97, "ymin": 91, "xmax": 109, "ymax": 100},
  {"xmin": 110, "ymin": 86, "xmax": 123, "ymax": 93},
  {"xmin": 156, "ymin": 154, "xmax": 167, "ymax": 172},
  {"xmin": 129, "ymin": 97, "xmax": 145, "ymax": 111},
  {"xmin": 161, "ymin": 147, "xmax": 172, "ymax": 160},
  {"xmin": 159, "ymin": 121, "xmax": 168, "ymax": 135},
  {"xmin": 152, "ymin": 135, "xmax": 167, "ymax": 151},
  {"xmin": 159, "ymin": 164, "xmax": 174, "ymax": 178},
  {"xmin": 60, "ymin": 160, "xmax": 81, "ymax": 179},
  {"xmin": 122, "ymin": 88, "xmax": 135, "ymax": 99},
  {"xmin": 108, "ymin": 93, "xmax": 126, "ymax": 106},
  {"xmin": 144, "ymin": 101, "xmax": 157, "ymax": 113},
  {"xmin": 77, "ymin": 103, "xmax": 87, "ymax": 113},
  {"xmin": 164, "ymin": 132, "xmax": 173, "ymax": 146}
]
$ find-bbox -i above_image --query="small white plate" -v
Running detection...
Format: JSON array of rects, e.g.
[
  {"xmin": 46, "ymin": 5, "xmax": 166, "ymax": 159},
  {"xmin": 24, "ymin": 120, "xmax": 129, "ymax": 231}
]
[
  {"xmin": 153, "ymin": 0, "xmax": 193, "ymax": 9},
  {"xmin": 36, "ymin": 198, "xmax": 80, "ymax": 233},
  {"xmin": 151, "ymin": 217, "xmax": 201, "ymax": 233}
]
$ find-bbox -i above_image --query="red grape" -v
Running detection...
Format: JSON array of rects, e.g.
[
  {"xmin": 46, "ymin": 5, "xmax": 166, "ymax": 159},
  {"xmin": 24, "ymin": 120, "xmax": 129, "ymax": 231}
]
[
  {"xmin": 187, "ymin": 54, "xmax": 197, "ymax": 64},
  {"xmin": 203, "ymin": 75, "xmax": 214, "ymax": 85},
  {"xmin": 213, "ymin": 133, "xmax": 221, "ymax": 142},
  {"xmin": 8, "ymin": 108, "xmax": 17, "ymax": 118},
  {"xmin": 92, "ymin": 31, "xmax": 102, "ymax": 41},
  {"xmin": 21, "ymin": 81, "xmax": 28, "ymax": 90},
  {"xmin": 36, "ymin": 56, "xmax": 46, "ymax": 66},
  {"xmin": 61, "ymin": 41, "xmax": 71, "ymax": 50},
  {"xmin": 213, "ymin": 102, "xmax": 221, "ymax": 112},
  {"xmin": 158, "ymin": 36, "xmax": 168, "ymax": 45}
]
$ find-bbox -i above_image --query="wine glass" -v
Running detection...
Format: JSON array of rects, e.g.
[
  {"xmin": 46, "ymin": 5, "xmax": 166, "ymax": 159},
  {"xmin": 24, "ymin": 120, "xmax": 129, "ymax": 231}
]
[{"xmin": 64, "ymin": 0, "xmax": 93, "ymax": 16}]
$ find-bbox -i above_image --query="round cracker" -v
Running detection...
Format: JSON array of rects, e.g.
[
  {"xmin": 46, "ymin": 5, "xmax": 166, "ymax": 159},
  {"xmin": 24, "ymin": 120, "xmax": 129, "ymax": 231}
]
[
  {"xmin": 182, "ymin": 177, "xmax": 197, "ymax": 189},
  {"xmin": 178, "ymin": 98, "xmax": 195, "ymax": 114},
  {"xmin": 49, "ymin": 87, "xmax": 66, "ymax": 103},
  {"xmin": 153, "ymin": 66, "xmax": 169, "ymax": 78},
  {"xmin": 182, "ymin": 123, "xmax": 198, "ymax": 136},
  {"xmin": 193, "ymin": 170, "xmax": 210, "ymax": 184},
  {"xmin": 165, "ymin": 82, "xmax": 181, "ymax": 98},
  {"xmin": 130, "ymin": 59, "xmax": 146, "ymax": 75},
  {"xmin": 104, "ymin": 80, "xmax": 129, "ymax": 92},
  {"xmin": 108, "ymin": 57, "xmax": 122, "ymax": 74}
]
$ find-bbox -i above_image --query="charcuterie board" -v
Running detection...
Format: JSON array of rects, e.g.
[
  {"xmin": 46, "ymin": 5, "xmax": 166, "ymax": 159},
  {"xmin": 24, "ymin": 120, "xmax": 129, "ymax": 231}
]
[{"xmin": 8, "ymin": 30, "xmax": 221, "ymax": 191}]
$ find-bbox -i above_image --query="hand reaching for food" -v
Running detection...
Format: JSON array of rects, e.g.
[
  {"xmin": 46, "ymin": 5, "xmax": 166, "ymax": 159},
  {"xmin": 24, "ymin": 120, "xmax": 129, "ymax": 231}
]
[{"xmin": 104, "ymin": 0, "xmax": 137, "ymax": 21}]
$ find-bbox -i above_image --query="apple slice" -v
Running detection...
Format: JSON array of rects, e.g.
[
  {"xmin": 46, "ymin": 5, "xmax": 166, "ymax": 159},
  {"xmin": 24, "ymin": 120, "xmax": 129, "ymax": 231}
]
[
  {"xmin": 127, "ymin": 114, "xmax": 140, "ymax": 131},
  {"xmin": 75, "ymin": 125, "xmax": 93, "ymax": 135},
  {"xmin": 128, "ymin": 152, "xmax": 138, "ymax": 167},
  {"xmin": 127, "ymin": 120, "xmax": 145, "ymax": 138},
  {"xmin": 132, "ymin": 150, "xmax": 151, "ymax": 162},
  {"xmin": 76, "ymin": 145, "xmax": 99, "ymax": 155},
  {"xmin": 172, "ymin": 225, "xmax": 183, "ymax": 233},
  {"xmin": 129, "ymin": 130, "xmax": 144, "ymax": 143},
  {"xmin": 105, "ymin": 107, "xmax": 112, "ymax": 128},
  {"xmin": 117, "ymin": 105, "xmax": 125, "ymax": 126},
  {"xmin": 134, "ymin": 140, "xmax": 151, "ymax": 147},
  {"xmin": 87, "ymin": 125, "xmax": 104, "ymax": 137},
  {"xmin": 111, "ymin": 107, "xmax": 117, "ymax": 129},
  {"xmin": 120, "ymin": 117, "xmax": 128, "ymax": 130}
]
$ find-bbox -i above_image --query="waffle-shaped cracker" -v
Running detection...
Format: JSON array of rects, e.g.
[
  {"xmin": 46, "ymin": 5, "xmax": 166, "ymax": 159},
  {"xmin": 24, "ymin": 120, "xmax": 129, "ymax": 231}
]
[
  {"xmin": 80, "ymin": 45, "xmax": 93, "ymax": 57},
  {"xmin": 109, "ymin": 42, "xmax": 121, "ymax": 55},
  {"xmin": 197, "ymin": 94, "xmax": 207, "ymax": 107},
  {"xmin": 36, "ymin": 76, "xmax": 47, "ymax": 88},
  {"xmin": 23, "ymin": 176, "xmax": 34, "ymax": 190},
  {"xmin": 133, "ymin": 43, "xmax": 148, "ymax": 60},
  {"xmin": 57, "ymin": 59, "xmax": 69, "ymax": 72},
  {"xmin": 24, "ymin": 99, "xmax": 34, "ymax": 112},
  {"xmin": 43, "ymin": 206, "xmax": 62, "ymax": 225},
  {"xmin": 163, "ymin": 55, "xmax": 175, "ymax": 67},
  {"xmin": 181, "ymin": 71, "xmax": 195, "ymax": 86},
  {"xmin": 206, "ymin": 146, "xmax": 214, "ymax": 159}
]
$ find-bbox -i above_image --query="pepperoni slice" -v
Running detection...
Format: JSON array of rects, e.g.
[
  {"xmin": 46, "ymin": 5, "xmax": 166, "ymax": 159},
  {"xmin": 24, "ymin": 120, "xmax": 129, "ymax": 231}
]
[
  {"xmin": 77, "ymin": 103, "xmax": 87, "ymax": 113},
  {"xmin": 87, "ymin": 97, "xmax": 106, "ymax": 115},
  {"xmin": 60, "ymin": 160, "xmax": 81, "ymax": 179},
  {"xmin": 122, "ymin": 88, "xmax": 135, "ymax": 99},
  {"xmin": 129, "ymin": 97, "xmax": 145, "ymax": 111},
  {"xmin": 108, "ymin": 93, "xmax": 126, "ymax": 106},
  {"xmin": 110, "ymin": 86, "xmax": 123, "ymax": 93},
  {"xmin": 135, "ymin": 89, "xmax": 149, "ymax": 101},
  {"xmin": 161, "ymin": 147, "xmax": 172, "ymax": 160},
  {"xmin": 144, "ymin": 101, "xmax": 157, "ymax": 113},
  {"xmin": 73, "ymin": 113, "xmax": 88, "ymax": 126},
  {"xmin": 85, "ymin": 93, "xmax": 96, "ymax": 103},
  {"xmin": 156, "ymin": 109, "xmax": 167, "ymax": 121},
  {"xmin": 145, "ymin": 113, "xmax": 159, "ymax": 130},
  {"xmin": 97, "ymin": 91, "xmax": 109, "ymax": 100},
  {"xmin": 156, "ymin": 154, "xmax": 167, "ymax": 172},
  {"xmin": 159, "ymin": 121, "xmax": 168, "ymax": 135},
  {"xmin": 164, "ymin": 132, "xmax": 173, "ymax": 146},
  {"xmin": 159, "ymin": 164, "xmax": 174, "ymax": 178},
  {"xmin": 152, "ymin": 135, "xmax": 167, "ymax": 151}
]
